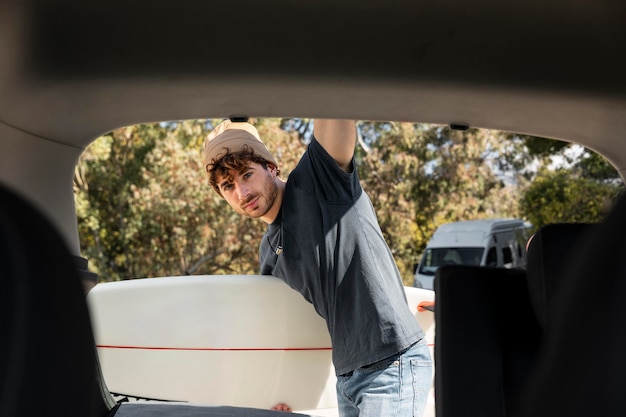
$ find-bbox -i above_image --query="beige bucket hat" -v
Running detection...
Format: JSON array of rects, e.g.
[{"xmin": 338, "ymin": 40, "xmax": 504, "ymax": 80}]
[{"xmin": 203, "ymin": 120, "xmax": 278, "ymax": 171}]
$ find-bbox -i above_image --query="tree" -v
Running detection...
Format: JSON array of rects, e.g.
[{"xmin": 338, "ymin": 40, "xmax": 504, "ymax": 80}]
[
  {"xmin": 520, "ymin": 170, "xmax": 622, "ymax": 230},
  {"xmin": 518, "ymin": 135, "xmax": 624, "ymax": 231},
  {"xmin": 75, "ymin": 118, "xmax": 305, "ymax": 281},
  {"xmin": 75, "ymin": 124, "xmax": 160, "ymax": 280},
  {"xmin": 75, "ymin": 118, "xmax": 622, "ymax": 284},
  {"xmin": 357, "ymin": 122, "xmax": 527, "ymax": 284},
  {"xmin": 122, "ymin": 119, "xmax": 265, "ymax": 277}
]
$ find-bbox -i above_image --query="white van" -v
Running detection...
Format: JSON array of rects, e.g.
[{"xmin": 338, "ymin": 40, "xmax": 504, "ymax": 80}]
[{"xmin": 413, "ymin": 219, "xmax": 532, "ymax": 290}]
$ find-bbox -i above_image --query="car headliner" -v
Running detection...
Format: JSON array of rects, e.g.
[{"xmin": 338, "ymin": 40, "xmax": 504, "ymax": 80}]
[{"xmin": 1, "ymin": 0, "xmax": 625, "ymax": 249}]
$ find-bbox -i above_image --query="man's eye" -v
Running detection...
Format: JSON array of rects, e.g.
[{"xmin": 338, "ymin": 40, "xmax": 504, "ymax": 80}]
[
  {"xmin": 222, "ymin": 184, "xmax": 233, "ymax": 191},
  {"xmin": 243, "ymin": 172, "xmax": 252, "ymax": 179}
]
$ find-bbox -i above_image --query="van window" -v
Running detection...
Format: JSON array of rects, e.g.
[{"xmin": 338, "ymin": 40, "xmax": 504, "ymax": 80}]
[
  {"xmin": 418, "ymin": 247, "xmax": 484, "ymax": 275},
  {"xmin": 502, "ymin": 246, "xmax": 513, "ymax": 266},
  {"xmin": 486, "ymin": 247, "xmax": 497, "ymax": 267}
]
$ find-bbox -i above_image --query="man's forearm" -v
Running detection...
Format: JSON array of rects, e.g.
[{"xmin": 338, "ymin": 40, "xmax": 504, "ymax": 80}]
[{"xmin": 314, "ymin": 119, "xmax": 357, "ymax": 172}]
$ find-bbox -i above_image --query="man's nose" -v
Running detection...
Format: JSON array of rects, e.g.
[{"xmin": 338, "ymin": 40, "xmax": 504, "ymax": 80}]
[{"xmin": 235, "ymin": 182, "xmax": 249, "ymax": 200}]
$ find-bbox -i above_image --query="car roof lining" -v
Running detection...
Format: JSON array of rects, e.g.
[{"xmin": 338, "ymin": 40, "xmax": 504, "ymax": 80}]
[{"xmin": 1, "ymin": 0, "xmax": 625, "ymax": 176}]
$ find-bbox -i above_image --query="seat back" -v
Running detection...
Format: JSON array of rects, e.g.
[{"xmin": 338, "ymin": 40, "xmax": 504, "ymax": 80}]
[
  {"xmin": 434, "ymin": 265, "xmax": 542, "ymax": 417},
  {"xmin": 525, "ymin": 223, "xmax": 598, "ymax": 332},
  {"xmin": 0, "ymin": 184, "xmax": 113, "ymax": 416},
  {"xmin": 516, "ymin": 193, "xmax": 626, "ymax": 417}
]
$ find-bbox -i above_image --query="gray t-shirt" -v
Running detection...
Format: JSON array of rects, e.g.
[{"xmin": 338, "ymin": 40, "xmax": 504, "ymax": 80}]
[{"xmin": 260, "ymin": 137, "xmax": 424, "ymax": 376}]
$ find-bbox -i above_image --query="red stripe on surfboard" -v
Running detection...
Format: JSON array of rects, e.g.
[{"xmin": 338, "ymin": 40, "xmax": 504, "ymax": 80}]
[{"xmin": 96, "ymin": 345, "xmax": 332, "ymax": 351}]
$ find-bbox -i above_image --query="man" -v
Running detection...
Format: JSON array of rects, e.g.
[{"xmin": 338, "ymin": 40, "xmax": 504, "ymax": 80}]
[{"xmin": 204, "ymin": 118, "xmax": 432, "ymax": 416}]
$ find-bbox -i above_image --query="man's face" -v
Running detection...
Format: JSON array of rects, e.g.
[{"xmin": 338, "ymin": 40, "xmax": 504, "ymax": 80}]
[{"xmin": 216, "ymin": 161, "xmax": 279, "ymax": 219}]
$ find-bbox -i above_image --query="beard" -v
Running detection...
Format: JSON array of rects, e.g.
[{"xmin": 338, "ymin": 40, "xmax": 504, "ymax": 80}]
[{"xmin": 239, "ymin": 172, "xmax": 279, "ymax": 219}]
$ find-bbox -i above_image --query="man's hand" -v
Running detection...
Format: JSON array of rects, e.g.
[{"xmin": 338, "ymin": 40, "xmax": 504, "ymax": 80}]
[{"xmin": 271, "ymin": 402, "xmax": 292, "ymax": 412}]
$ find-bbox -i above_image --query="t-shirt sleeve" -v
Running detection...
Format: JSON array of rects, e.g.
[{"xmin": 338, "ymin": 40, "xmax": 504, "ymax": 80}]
[{"xmin": 291, "ymin": 137, "xmax": 361, "ymax": 203}]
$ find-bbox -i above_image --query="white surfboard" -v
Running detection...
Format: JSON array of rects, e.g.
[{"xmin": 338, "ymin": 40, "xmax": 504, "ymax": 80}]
[{"xmin": 87, "ymin": 275, "xmax": 435, "ymax": 414}]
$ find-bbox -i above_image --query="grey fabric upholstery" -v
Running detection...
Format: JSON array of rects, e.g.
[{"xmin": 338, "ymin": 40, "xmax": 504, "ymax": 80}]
[
  {"xmin": 0, "ymin": 183, "xmax": 109, "ymax": 416},
  {"xmin": 434, "ymin": 216, "xmax": 620, "ymax": 417},
  {"xmin": 434, "ymin": 265, "xmax": 542, "ymax": 417},
  {"xmin": 114, "ymin": 403, "xmax": 315, "ymax": 417},
  {"xmin": 517, "ymin": 193, "xmax": 626, "ymax": 417},
  {"xmin": 525, "ymin": 223, "xmax": 598, "ymax": 332}
]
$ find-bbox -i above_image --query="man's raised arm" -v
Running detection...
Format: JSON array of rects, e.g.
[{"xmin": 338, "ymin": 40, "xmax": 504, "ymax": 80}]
[{"xmin": 313, "ymin": 119, "xmax": 357, "ymax": 172}]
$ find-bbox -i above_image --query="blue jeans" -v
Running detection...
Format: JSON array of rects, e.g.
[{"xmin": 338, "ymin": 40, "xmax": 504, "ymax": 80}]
[{"xmin": 335, "ymin": 339, "xmax": 432, "ymax": 417}]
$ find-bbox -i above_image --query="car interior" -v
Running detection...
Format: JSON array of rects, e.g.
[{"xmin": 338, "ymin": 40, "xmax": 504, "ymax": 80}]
[
  {"xmin": 1, "ymin": 0, "xmax": 626, "ymax": 416},
  {"xmin": 433, "ymin": 217, "xmax": 626, "ymax": 417}
]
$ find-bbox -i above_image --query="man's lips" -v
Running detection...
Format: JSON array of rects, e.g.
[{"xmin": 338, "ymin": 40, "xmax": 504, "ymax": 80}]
[{"xmin": 242, "ymin": 196, "xmax": 259, "ymax": 211}]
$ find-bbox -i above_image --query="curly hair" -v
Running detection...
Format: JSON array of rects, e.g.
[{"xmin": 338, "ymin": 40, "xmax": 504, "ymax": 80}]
[{"xmin": 206, "ymin": 145, "xmax": 279, "ymax": 196}]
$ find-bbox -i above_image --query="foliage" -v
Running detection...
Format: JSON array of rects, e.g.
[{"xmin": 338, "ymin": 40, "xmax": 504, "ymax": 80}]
[
  {"xmin": 75, "ymin": 118, "xmax": 623, "ymax": 285},
  {"xmin": 523, "ymin": 135, "xmax": 569, "ymax": 157},
  {"xmin": 357, "ymin": 122, "xmax": 527, "ymax": 283},
  {"xmin": 520, "ymin": 170, "xmax": 623, "ymax": 231},
  {"xmin": 518, "ymin": 135, "xmax": 624, "ymax": 232},
  {"xmin": 75, "ymin": 124, "xmax": 160, "ymax": 280},
  {"xmin": 575, "ymin": 151, "xmax": 623, "ymax": 182},
  {"xmin": 75, "ymin": 119, "xmax": 301, "ymax": 281}
]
